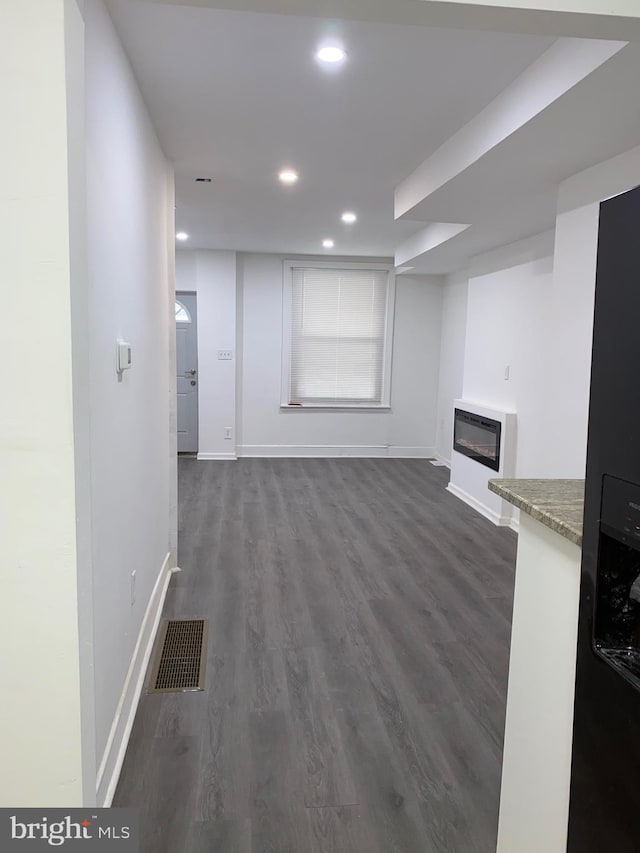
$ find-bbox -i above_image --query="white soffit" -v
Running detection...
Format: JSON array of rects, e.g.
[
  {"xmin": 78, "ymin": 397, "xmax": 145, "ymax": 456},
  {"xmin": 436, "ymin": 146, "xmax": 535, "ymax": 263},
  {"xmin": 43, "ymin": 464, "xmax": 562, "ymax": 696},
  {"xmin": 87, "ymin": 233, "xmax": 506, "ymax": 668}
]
[
  {"xmin": 144, "ymin": 0, "xmax": 640, "ymax": 41},
  {"xmin": 394, "ymin": 37, "xmax": 627, "ymax": 222},
  {"xmin": 394, "ymin": 222, "xmax": 470, "ymax": 266}
]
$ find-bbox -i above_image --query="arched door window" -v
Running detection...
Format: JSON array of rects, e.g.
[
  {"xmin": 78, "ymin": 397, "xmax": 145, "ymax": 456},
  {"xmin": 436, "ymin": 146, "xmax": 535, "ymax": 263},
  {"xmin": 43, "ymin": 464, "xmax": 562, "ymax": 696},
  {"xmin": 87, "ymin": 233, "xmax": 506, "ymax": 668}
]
[{"xmin": 175, "ymin": 300, "xmax": 192, "ymax": 323}]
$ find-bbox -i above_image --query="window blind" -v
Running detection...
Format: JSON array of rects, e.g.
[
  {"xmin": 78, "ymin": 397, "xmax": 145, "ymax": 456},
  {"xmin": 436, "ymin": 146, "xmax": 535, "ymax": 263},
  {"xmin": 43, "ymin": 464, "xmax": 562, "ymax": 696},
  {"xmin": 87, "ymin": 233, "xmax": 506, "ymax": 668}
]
[{"xmin": 289, "ymin": 266, "xmax": 389, "ymax": 404}]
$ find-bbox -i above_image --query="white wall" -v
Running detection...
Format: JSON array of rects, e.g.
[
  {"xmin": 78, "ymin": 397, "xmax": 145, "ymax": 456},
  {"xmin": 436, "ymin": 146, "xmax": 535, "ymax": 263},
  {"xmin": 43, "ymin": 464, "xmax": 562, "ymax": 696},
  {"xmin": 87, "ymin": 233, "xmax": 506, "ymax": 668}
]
[
  {"xmin": 177, "ymin": 251, "xmax": 443, "ymax": 457},
  {"xmin": 176, "ymin": 250, "xmax": 237, "ymax": 459},
  {"xmin": 463, "ymin": 253, "xmax": 554, "ymax": 478},
  {"xmin": 436, "ymin": 231, "xmax": 557, "ymax": 490},
  {"xmin": 540, "ymin": 143, "xmax": 640, "ymax": 477},
  {"xmin": 497, "ymin": 514, "xmax": 581, "ymax": 853},
  {"xmin": 0, "ymin": 0, "xmax": 90, "ymax": 807},
  {"xmin": 239, "ymin": 254, "xmax": 443, "ymax": 455},
  {"xmin": 85, "ymin": 0, "xmax": 175, "ymax": 803},
  {"xmin": 435, "ymin": 273, "xmax": 468, "ymax": 463}
]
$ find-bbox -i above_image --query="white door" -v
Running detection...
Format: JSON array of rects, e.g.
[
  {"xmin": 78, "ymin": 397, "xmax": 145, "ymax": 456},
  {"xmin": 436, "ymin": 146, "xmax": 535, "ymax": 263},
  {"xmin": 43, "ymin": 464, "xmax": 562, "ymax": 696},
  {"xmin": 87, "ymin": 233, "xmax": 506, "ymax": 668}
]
[{"xmin": 176, "ymin": 293, "xmax": 198, "ymax": 453}]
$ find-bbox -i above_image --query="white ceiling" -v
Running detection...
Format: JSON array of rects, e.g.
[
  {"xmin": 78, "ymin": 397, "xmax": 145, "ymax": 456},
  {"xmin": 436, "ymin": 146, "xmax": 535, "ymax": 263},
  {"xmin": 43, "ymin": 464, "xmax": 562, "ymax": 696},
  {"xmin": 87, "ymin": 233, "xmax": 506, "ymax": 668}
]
[
  {"xmin": 108, "ymin": 1, "xmax": 640, "ymax": 272},
  {"xmin": 108, "ymin": 0, "xmax": 554, "ymax": 259}
]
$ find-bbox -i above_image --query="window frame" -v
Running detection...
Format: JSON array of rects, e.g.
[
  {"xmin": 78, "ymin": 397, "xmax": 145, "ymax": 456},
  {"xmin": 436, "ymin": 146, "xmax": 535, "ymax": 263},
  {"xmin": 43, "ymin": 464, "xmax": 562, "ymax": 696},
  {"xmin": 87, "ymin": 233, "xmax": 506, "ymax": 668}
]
[{"xmin": 280, "ymin": 260, "xmax": 396, "ymax": 410}]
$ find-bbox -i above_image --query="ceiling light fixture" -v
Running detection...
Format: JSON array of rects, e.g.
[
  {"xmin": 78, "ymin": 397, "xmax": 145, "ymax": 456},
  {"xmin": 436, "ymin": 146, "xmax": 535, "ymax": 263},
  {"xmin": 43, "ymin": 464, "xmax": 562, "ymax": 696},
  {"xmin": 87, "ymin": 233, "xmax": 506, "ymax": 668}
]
[
  {"xmin": 322, "ymin": 239, "xmax": 335, "ymax": 248},
  {"xmin": 278, "ymin": 169, "xmax": 299, "ymax": 185},
  {"xmin": 176, "ymin": 232, "xmax": 189, "ymax": 241},
  {"xmin": 316, "ymin": 45, "xmax": 347, "ymax": 64},
  {"xmin": 341, "ymin": 211, "xmax": 357, "ymax": 224}
]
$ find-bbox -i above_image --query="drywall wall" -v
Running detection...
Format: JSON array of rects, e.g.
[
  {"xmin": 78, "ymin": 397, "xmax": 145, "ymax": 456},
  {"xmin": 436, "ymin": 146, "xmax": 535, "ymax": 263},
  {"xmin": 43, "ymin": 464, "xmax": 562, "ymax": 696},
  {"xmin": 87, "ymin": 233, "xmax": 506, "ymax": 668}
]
[
  {"xmin": 175, "ymin": 249, "xmax": 238, "ymax": 458},
  {"xmin": 0, "ymin": 0, "xmax": 90, "ymax": 806},
  {"xmin": 238, "ymin": 254, "xmax": 443, "ymax": 455},
  {"xmin": 462, "ymin": 253, "xmax": 554, "ymax": 478},
  {"xmin": 435, "ymin": 273, "xmax": 468, "ymax": 464},
  {"xmin": 540, "ymin": 142, "xmax": 640, "ymax": 477},
  {"xmin": 176, "ymin": 251, "xmax": 443, "ymax": 456},
  {"xmin": 438, "ymin": 236, "xmax": 554, "ymax": 524},
  {"xmin": 540, "ymin": 202, "xmax": 598, "ymax": 478},
  {"xmin": 85, "ymin": 0, "xmax": 174, "ymax": 801},
  {"xmin": 497, "ymin": 513, "xmax": 581, "ymax": 853}
]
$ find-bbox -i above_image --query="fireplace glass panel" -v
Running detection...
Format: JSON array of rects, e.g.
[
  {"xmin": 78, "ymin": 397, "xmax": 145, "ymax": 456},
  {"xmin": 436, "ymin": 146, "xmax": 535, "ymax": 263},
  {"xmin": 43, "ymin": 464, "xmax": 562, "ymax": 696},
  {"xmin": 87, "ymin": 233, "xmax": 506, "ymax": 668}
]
[{"xmin": 453, "ymin": 409, "xmax": 501, "ymax": 472}]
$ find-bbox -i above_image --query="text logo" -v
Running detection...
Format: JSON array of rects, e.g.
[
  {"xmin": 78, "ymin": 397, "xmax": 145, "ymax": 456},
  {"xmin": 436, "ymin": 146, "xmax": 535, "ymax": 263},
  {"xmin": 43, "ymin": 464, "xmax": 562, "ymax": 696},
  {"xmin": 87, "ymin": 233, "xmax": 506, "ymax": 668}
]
[{"xmin": 1, "ymin": 810, "xmax": 137, "ymax": 850}]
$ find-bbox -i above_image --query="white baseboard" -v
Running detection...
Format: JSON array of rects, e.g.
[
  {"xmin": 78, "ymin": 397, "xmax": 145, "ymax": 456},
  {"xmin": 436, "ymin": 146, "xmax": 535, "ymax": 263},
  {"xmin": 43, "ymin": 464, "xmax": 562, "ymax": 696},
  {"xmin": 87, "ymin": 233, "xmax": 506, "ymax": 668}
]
[
  {"xmin": 446, "ymin": 482, "xmax": 513, "ymax": 527},
  {"xmin": 96, "ymin": 552, "xmax": 175, "ymax": 807},
  {"xmin": 432, "ymin": 453, "xmax": 451, "ymax": 468},
  {"xmin": 387, "ymin": 446, "xmax": 436, "ymax": 458},
  {"xmin": 237, "ymin": 445, "xmax": 436, "ymax": 458},
  {"xmin": 197, "ymin": 452, "xmax": 237, "ymax": 461}
]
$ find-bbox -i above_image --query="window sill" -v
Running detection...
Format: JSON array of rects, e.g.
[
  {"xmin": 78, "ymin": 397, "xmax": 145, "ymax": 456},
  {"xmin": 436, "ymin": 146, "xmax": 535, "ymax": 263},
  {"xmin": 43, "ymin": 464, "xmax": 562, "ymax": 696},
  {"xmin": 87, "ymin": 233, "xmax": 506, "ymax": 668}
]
[{"xmin": 280, "ymin": 404, "xmax": 391, "ymax": 412}]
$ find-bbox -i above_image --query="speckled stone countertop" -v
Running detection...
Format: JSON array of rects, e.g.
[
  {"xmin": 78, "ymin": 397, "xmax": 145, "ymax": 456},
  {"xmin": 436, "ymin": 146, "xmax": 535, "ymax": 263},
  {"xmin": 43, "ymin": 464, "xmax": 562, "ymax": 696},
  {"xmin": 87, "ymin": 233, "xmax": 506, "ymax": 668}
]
[{"xmin": 488, "ymin": 479, "xmax": 585, "ymax": 547}]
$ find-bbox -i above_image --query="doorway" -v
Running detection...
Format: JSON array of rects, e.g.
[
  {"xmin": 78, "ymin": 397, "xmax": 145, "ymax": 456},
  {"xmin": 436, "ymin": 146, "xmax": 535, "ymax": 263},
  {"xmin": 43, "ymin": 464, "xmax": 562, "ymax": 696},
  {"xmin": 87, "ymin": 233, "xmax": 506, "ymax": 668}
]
[{"xmin": 176, "ymin": 292, "xmax": 198, "ymax": 454}]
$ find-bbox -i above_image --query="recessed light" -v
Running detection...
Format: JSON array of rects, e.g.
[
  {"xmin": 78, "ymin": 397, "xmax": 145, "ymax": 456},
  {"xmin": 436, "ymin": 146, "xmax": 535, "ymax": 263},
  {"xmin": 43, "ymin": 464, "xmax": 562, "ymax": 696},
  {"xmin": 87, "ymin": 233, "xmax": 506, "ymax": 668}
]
[
  {"xmin": 316, "ymin": 45, "xmax": 347, "ymax": 64},
  {"xmin": 176, "ymin": 232, "xmax": 189, "ymax": 241},
  {"xmin": 322, "ymin": 239, "xmax": 335, "ymax": 248},
  {"xmin": 341, "ymin": 211, "xmax": 357, "ymax": 224},
  {"xmin": 278, "ymin": 169, "xmax": 299, "ymax": 185}
]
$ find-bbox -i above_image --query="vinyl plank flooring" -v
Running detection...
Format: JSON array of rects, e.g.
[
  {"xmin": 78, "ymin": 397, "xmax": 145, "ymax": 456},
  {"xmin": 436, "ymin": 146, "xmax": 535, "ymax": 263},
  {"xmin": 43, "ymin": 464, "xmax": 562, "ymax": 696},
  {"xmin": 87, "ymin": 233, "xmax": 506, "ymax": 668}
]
[
  {"xmin": 112, "ymin": 696, "xmax": 162, "ymax": 808},
  {"xmin": 306, "ymin": 805, "xmax": 378, "ymax": 853},
  {"xmin": 246, "ymin": 646, "xmax": 289, "ymax": 711},
  {"xmin": 154, "ymin": 690, "xmax": 207, "ymax": 738},
  {"xmin": 368, "ymin": 597, "xmax": 462, "ymax": 707},
  {"xmin": 434, "ymin": 639, "xmax": 509, "ymax": 755},
  {"xmin": 136, "ymin": 736, "xmax": 200, "ymax": 853},
  {"xmin": 310, "ymin": 637, "xmax": 377, "ymax": 713},
  {"xmin": 334, "ymin": 706, "xmax": 432, "ymax": 853},
  {"xmin": 189, "ymin": 819, "xmax": 251, "ymax": 853},
  {"xmin": 284, "ymin": 644, "xmax": 359, "ymax": 808},
  {"xmin": 114, "ymin": 458, "xmax": 517, "ymax": 853},
  {"xmin": 196, "ymin": 698, "xmax": 251, "ymax": 821},
  {"xmin": 249, "ymin": 709, "xmax": 311, "ymax": 853}
]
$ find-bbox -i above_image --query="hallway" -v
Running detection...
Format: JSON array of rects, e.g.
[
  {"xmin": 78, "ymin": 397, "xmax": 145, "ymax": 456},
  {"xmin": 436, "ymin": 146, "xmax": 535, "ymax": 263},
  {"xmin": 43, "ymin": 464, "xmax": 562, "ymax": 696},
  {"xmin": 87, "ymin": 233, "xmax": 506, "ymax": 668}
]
[{"xmin": 114, "ymin": 458, "xmax": 516, "ymax": 852}]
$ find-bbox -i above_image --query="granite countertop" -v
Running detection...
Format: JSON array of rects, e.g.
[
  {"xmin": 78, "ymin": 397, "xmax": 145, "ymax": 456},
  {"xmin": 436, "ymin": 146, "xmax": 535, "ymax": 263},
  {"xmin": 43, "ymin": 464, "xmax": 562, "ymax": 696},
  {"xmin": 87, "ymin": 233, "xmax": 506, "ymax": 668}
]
[{"xmin": 488, "ymin": 478, "xmax": 585, "ymax": 547}]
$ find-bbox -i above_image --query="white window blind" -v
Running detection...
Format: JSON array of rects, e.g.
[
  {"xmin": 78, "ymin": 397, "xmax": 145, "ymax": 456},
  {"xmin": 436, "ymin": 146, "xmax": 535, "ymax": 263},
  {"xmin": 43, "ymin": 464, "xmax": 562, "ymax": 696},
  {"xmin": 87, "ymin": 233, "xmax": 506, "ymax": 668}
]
[{"xmin": 288, "ymin": 266, "xmax": 390, "ymax": 404}]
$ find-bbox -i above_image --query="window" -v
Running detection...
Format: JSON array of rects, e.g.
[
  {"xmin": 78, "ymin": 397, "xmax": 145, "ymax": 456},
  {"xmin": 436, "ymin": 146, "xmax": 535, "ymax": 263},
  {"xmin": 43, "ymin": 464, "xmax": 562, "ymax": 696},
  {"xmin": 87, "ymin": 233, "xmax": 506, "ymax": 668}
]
[
  {"xmin": 175, "ymin": 300, "xmax": 192, "ymax": 323},
  {"xmin": 282, "ymin": 261, "xmax": 395, "ymax": 408}
]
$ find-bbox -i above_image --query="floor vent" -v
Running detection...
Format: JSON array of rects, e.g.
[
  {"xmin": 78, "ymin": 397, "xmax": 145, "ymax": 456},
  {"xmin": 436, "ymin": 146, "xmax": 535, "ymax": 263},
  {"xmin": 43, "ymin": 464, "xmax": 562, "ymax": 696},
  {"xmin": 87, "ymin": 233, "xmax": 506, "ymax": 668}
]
[{"xmin": 148, "ymin": 618, "xmax": 208, "ymax": 693}]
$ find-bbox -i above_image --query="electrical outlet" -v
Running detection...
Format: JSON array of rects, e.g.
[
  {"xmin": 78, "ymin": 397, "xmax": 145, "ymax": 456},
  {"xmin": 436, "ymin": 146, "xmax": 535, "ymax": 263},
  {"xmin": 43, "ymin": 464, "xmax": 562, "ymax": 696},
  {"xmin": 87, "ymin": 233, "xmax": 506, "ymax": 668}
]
[
  {"xmin": 217, "ymin": 350, "xmax": 233, "ymax": 360},
  {"xmin": 130, "ymin": 570, "xmax": 136, "ymax": 606},
  {"xmin": 224, "ymin": 427, "xmax": 233, "ymax": 440}
]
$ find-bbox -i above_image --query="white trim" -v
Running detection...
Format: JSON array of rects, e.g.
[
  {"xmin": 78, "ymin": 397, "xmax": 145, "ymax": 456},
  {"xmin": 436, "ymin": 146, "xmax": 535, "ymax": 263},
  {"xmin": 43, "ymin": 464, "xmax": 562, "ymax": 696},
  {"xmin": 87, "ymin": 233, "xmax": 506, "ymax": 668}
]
[
  {"xmin": 432, "ymin": 452, "xmax": 451, "ymax": 468},
  {"xmin": 97, "ymin": 553, "xmax": 175, "ymax": 807},
  {"xmin": 281, "ymin": 260, "xmax": 395, "ymax": 408},
  {"xmin": 197, "ymin": 452, "xmax": 238, "ymax": 461},
  {"xmin": 447, "ymin": 482, "xmax": 513, "ymax": 527},
  {"xmin": 237, "ymin": 444, "xmax": 435, "ymax": 458},
  {"xmin": 280, "ymin": 404, "xmax": 391, "ymax": 412},
  {"xmin": 387, "ymin": 446, "xmax": 436, "ymax": 458}
]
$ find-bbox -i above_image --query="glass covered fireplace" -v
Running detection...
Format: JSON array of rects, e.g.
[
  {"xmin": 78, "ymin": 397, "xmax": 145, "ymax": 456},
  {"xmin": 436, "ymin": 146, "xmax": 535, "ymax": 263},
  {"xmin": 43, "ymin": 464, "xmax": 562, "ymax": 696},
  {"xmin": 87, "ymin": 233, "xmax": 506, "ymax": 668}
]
[{"xmin": 453, "ymin": 408, "xmax": 502, "ymax": 472}]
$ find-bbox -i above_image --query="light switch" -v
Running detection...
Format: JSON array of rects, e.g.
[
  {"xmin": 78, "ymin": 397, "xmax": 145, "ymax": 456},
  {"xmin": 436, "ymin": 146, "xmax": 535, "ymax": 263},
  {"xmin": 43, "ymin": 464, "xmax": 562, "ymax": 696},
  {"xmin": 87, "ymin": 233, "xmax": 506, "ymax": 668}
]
[
  {"xmin": 217, "ymin": 350, "xmax": 233, "ymax": 360},
  {"xmin": 117, "ymin": 341, "xmax": 132, "ymax": 372}
]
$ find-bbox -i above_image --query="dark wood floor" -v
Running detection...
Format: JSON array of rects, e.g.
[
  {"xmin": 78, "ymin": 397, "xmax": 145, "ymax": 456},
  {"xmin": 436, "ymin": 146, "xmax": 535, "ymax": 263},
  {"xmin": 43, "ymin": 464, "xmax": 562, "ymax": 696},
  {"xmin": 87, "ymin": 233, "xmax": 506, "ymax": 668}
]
[{"xmin": 114, "ymin": 458, "xmax": 517, "ymax": 853}]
